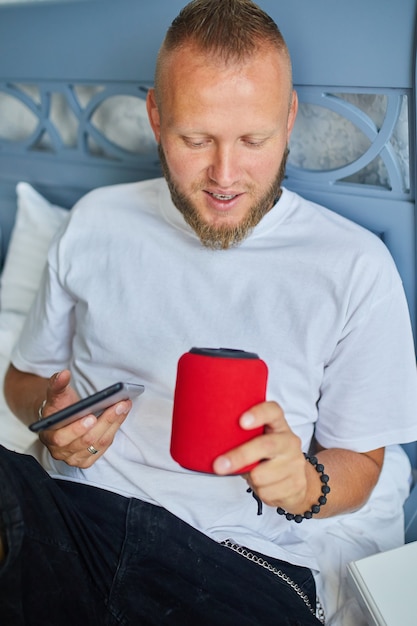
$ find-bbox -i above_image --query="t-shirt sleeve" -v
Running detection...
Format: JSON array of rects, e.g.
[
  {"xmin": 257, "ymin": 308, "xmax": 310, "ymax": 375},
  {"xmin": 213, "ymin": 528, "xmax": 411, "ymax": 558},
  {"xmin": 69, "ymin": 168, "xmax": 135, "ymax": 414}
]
[
  {"xmin": 11, "ymin": 247, "xmax": 75, "ymax": 378},
  {"xmin": 315, "ymin": 273, "xmax": 417, "ymax": 451}
]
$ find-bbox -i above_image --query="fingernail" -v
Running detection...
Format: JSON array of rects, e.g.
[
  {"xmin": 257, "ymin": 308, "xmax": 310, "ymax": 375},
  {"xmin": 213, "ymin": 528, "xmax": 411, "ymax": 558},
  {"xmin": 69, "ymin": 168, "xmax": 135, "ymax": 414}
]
[
  {"xmin": 82, "ymin": 416, "xmax": 96, "ymax": 428},
  {"xmin": 213, "ymin": 456, "xmax": 232, "ymax": 474},
  {"xmin": 116, "ymin": 402, "xmax": 129, "ymax": 416},
  {"xmin": 240, "ymin": 412, "xmax": 255, "ymax": 428}
]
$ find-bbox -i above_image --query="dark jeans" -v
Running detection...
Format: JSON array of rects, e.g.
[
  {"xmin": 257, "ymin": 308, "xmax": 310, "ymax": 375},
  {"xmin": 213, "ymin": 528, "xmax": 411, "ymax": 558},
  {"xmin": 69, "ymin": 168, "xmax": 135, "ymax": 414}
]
[{"xmin": 0, "ymin": 446, "xmax": 321, "ymax": 625}]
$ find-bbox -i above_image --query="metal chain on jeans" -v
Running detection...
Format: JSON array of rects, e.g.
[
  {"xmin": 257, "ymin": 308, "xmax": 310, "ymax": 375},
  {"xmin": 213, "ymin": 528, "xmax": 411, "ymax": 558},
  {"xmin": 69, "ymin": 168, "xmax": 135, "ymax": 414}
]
[{"xmin": 220, "ymin": 539, "xmax": 325, "ymax": 624}]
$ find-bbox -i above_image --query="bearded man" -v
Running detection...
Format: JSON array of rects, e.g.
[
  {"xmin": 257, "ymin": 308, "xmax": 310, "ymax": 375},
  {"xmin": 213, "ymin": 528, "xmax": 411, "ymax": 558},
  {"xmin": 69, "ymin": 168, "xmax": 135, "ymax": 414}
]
[{"xmin": 2, "ymin": 2, "xmax": 417, "ymax": 625}]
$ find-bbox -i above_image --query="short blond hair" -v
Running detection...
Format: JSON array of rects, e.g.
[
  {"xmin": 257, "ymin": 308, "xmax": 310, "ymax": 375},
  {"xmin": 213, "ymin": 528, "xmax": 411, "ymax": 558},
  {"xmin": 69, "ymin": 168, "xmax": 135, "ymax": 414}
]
[{"xmin": 154, "ymin": 0, "xmax": 292, "ymax": 100}]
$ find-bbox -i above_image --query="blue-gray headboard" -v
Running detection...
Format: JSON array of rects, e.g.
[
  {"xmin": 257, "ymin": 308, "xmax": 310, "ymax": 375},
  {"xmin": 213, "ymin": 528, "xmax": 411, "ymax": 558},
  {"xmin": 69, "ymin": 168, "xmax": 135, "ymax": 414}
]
[{"xmin": 0, "ymin": 0, "xmax": 416, "ymax": 341}]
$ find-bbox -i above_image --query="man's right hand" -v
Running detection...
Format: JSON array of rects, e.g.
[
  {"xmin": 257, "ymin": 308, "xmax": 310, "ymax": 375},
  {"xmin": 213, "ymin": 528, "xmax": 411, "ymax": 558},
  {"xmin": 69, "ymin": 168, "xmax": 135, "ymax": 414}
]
[
  {"xmin": 4, "ymin": 365, "xmax": 131, "ymax": 468},
  {"xmin": 38, "ymin": 369, "xmax": 131, "ymax": 468}
]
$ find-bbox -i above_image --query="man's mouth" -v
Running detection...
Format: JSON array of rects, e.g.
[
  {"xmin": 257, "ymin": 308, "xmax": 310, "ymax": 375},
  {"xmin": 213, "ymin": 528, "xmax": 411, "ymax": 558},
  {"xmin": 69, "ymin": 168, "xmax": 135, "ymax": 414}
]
[{"xmin": 207, "ymin": 192, "xmax": 239, "ymax": 201}]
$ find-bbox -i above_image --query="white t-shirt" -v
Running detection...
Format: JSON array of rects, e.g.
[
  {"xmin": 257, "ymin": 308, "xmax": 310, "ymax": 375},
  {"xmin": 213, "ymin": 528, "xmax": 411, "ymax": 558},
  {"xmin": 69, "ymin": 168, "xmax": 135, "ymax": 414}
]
[{"xmin": 12, "ymin": 179, "xmax": 417, "ymax": 622}]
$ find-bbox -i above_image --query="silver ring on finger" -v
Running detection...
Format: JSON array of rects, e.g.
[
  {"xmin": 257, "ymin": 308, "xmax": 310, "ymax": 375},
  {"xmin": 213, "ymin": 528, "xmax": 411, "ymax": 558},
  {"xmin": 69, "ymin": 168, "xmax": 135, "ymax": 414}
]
[{"xmin": 87, "ymin": 445, "xmax": 99, "ymax": 455}]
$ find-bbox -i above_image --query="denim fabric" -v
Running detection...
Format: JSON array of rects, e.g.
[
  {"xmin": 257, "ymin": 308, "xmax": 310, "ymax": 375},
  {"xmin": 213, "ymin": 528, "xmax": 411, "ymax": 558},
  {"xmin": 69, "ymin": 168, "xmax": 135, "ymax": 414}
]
[{"xmin": 0, "ymin": 446, "xmax": 320, "ymax": 625}]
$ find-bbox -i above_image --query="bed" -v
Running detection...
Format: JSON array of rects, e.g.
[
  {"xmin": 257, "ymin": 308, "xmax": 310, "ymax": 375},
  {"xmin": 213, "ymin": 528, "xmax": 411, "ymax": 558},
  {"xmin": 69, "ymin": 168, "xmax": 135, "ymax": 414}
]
[{"xmin": 0, "ymin": 0, "xmax": 416, "ymax": 622}]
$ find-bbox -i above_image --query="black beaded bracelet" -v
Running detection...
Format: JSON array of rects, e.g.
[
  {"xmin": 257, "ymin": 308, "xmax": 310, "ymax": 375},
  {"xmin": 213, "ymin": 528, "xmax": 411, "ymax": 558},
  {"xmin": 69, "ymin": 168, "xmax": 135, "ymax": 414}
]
[{"xmin": 276, "ymin": 453, "xmax": 330, "ymax": 523}]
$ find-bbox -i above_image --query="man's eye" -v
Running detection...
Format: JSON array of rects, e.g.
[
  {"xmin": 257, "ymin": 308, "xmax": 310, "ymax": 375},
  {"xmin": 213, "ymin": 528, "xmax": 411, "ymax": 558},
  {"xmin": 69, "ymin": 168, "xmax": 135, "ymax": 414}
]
[
  {"xmin": 184, "ymin": 138, "xmax": 207, "ymax": 148},
  {"xmin": 244, "ymin": 139, "xmax": 264, "ymax": 147}
]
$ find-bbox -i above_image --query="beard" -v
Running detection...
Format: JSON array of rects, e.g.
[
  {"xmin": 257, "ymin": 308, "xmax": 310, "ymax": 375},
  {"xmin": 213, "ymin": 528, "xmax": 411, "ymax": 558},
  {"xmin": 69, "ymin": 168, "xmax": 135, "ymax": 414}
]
[{"xmin": 158, "ymin": 143, "xmax": 288, "ymax": 250}]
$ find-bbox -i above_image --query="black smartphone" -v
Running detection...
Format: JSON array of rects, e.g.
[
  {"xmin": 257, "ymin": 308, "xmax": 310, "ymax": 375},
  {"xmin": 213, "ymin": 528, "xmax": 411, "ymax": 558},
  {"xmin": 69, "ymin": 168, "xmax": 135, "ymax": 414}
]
[{"xmin": 29, "ymin": 382, "xmax": 145, "ymax": 433}]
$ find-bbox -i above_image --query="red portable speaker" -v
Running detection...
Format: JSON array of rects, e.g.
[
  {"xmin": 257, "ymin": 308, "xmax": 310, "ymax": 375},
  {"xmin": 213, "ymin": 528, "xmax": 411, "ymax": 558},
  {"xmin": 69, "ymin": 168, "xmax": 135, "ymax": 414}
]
[{"xmin": 170, "ymin": 347, "xmax": 268, "ymax": 474}]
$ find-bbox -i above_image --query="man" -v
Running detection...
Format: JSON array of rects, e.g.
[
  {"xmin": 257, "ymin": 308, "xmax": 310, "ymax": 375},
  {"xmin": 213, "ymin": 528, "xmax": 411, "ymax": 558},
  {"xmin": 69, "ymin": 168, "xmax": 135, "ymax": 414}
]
[{"xmin": 1, "ymin": 1, "xmax": 417, "ymax": 624}]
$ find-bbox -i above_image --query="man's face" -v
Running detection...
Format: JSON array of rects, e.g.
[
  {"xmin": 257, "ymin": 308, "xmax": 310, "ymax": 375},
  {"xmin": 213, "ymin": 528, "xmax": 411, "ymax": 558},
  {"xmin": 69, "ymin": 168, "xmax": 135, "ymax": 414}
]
[{"xmin": 147, "ymin": 44, "xmax": 298, "ymax": 249}]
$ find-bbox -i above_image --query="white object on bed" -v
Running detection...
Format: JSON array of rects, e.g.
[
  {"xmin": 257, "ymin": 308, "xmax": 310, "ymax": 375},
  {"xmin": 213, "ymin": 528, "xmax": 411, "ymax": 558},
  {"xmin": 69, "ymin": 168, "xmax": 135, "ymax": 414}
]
[
  {"xmin": 0, "ymin": 182, "xmax": 69, "ymax": 452},
  {"xmin": 346, "ymin": 540, "xmax": 417, "ymax": 625},
  {"xmin": 0, "ymin": 182, "xmax": 69, "ymax": 315}
]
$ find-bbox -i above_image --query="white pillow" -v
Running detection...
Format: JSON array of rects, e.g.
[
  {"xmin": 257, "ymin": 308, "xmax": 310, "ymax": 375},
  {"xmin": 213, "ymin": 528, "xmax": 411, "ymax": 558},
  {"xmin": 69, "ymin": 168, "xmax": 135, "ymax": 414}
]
[{"xmin": 0, "ymin": 182, "xmax": 69, "ymax": 315}]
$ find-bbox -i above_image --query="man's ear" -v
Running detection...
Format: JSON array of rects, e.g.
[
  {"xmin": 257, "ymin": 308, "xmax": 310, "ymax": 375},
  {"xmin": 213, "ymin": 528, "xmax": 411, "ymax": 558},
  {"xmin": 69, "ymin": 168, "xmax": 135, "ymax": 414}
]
[
  {"xmin": 146, "ymin": 88, "xmax": 161, "ymax": 143},
  {"xmin": 286, "ymin": 89, "xmax": 298, "ymax": 140}
]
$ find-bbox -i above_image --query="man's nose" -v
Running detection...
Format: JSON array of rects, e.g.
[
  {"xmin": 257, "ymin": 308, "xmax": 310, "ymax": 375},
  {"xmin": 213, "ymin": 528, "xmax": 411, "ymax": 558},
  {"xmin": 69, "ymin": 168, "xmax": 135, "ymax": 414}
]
[{"xmin": 208, "ymin": 145, "xmax": 240, "ymax": 188}]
